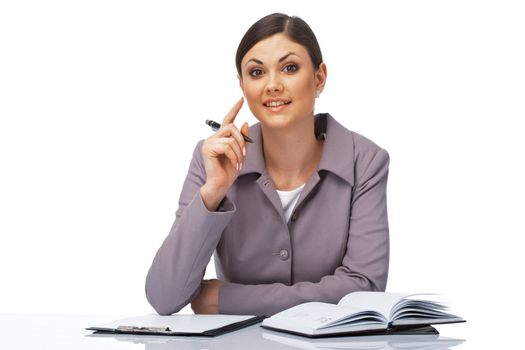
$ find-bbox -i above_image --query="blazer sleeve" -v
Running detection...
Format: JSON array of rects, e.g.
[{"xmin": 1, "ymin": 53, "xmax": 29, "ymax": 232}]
[
  {"xmin": 145, "ymin": 140, "xmax": 236, "ymax": 315},
  {"xmin": 218, "ymin": 147, "xmax": 390, "ymax": 316}
]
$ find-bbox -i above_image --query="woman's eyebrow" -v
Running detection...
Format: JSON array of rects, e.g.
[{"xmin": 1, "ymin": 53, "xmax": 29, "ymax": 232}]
[
  {"xmin": 278, "ymin": 52, "xmax": 297, "ymax": 62},
  {"xmin": 245, "ymin": 52, "xmax": 299, "ymax": 66}
]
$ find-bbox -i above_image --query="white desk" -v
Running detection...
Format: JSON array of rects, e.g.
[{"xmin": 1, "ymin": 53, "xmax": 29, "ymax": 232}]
[{"xmin": 0, "ymin": 314, "xmax": 467, "ymax": 349}]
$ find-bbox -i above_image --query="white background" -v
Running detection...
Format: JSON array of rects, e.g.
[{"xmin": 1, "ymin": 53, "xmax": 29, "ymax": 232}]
[{"xmin": 1, "ymin": 0, "xmax": 524, "ymax": 347}]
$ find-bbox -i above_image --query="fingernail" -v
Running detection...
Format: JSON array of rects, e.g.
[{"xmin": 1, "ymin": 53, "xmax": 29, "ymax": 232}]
[
  {"xmin": 243, "ymin": 147, "xmax": 246, "ymax": 157},
  {"xmin": 236, "ymin": 163, "xmax": 240, "ymax": 171},
  {"xmin": 240, "ymin": 162, "xmax": 243, "ymax": 171}
]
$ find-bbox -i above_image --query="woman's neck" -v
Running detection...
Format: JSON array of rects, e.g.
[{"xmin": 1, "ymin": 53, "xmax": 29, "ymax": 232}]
[{"xmin": 261, "ymin": 116, "xmax": 323, "ymax": 191}]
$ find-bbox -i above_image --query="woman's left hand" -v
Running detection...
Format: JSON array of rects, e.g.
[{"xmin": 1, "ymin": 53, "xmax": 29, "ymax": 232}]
[{"xmin": 191, "ymin": 279, "xmax": 224, "ymax": 314}]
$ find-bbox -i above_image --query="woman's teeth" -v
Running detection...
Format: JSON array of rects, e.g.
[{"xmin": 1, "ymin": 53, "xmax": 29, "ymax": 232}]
[{"xmin": 265, "ymin": 101, "xmax": 290, "ymax": 107}]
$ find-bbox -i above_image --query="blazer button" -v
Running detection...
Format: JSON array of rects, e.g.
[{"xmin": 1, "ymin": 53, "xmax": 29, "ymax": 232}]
[
  {"xmin": 279, "ymin": 249, "xmax": 289, "ymax": 260},
  {"xmin": 291, "ymin": 211, "xmax": 298, "ymax": 222}
]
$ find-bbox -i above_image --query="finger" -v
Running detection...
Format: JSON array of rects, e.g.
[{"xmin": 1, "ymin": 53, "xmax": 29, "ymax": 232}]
[
  {"xmin": 222, "ymin": 97, "xmax": 244, "ymax": 125},
  {"xmin": 241, "ymin": 122, "xmax": 249, "ymax": 156},
  {"xmin": 217, "ymin": 124, "xmax": 246, "ymax": 161},
  {"xmin": 241, "ymin": 122, "xmax": 250, "ymax": 139},
  {"xmin": 211, "ymin": 138, "xmax": 242, "ymax": 169},
  {"xmin": 222, "ymin": 136, "xmax": 243, "ymax": 169}
]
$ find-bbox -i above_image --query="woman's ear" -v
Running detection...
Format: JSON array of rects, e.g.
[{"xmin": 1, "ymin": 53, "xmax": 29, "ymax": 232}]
[{"xmin": 315, "ymin": 62, "xmax": 327, "ymax": 93}]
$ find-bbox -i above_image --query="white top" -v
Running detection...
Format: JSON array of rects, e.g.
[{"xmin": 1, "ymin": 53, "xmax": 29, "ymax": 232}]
[{"xmin": 276, "ymin": 184, "xmax": 306, "ymax": 222}]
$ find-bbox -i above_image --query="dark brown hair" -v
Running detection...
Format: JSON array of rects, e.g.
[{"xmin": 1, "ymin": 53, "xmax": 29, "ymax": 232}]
[{"xmin": 235, "ymin": 13, "xmax": 323, "ymax": 76}]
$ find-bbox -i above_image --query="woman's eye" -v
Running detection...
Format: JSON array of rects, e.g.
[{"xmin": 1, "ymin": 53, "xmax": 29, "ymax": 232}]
[
  {"xmin": 249, "ymin": 68, "xmax": 263, "ymax": 77},
  {"xmin": 282, "ymin": 64, "xmax": 298, "ymax": 73}
]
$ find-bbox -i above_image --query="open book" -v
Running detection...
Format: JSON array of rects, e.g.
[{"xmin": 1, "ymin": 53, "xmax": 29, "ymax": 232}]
[{"xmin": 261, "ymin": 292, "xmax": 465, "ymax": 337}]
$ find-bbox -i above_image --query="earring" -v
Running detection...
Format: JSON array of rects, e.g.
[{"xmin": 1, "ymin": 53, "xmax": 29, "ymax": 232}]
[{"xmin": 315, "ymin": 90, "xmax": 321, "ymax": 98}]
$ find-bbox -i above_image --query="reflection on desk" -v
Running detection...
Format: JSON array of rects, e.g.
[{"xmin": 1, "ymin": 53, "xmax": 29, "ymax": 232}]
[
  {"xmin": 262, "ymin": 330, "xmax": 465, "ymax": 349},
  {"xmin": 87, "ymin": 323, "xmax": 465, "ymax": 350},
  {"xmin": 0, "ymin": 314, "xmax": 465, "ymax": 350}
]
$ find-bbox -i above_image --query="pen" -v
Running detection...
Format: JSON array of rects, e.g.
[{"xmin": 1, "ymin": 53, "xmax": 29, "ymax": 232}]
[{"xmin": 205, "ymin": 119, "xmax": 254, "ymax": 143}]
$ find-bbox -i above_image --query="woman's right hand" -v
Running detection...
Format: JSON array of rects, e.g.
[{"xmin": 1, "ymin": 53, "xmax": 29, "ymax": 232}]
[{"xmin": 200, "ymin": 97, "xmax": 250, "ymax": 211}]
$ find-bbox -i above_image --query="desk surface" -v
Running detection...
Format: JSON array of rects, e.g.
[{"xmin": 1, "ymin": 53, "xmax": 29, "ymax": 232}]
[{"xmin": 0, "ymin": 314, "xmax": 469, "ymax": 349}]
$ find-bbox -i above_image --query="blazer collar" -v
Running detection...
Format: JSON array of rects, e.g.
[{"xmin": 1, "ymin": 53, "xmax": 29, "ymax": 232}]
[{"xmin": 239, "ymin": 113, "xmax": 355, "ymax": 186}]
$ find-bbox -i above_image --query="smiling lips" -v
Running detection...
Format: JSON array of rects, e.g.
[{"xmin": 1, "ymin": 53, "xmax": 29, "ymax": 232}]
[{"xmin": 263, "ymin": 99, "xmax": 291, "ymax": 112}]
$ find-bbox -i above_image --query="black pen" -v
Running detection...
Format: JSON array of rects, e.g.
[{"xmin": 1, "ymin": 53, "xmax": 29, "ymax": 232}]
[{"xmin": 205, "ymin": 119, "xmax": 254, "ymax": 143}]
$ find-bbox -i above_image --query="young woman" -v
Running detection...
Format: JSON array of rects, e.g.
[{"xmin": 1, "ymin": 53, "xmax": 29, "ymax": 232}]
[{"xmin": 146, "ymin": 13, "xmax": 390, "ymax": 316}]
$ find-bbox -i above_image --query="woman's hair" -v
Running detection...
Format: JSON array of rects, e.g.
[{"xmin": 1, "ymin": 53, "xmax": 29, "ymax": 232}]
[{"xmin": 235, "ymin": 13, "xmax": 323, "ymax": 76}]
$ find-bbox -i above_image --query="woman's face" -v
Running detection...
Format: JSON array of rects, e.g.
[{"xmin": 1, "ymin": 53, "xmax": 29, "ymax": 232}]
[{"xmin": 239, "ymin": 33, "xmax": 326, "ymax": 130}]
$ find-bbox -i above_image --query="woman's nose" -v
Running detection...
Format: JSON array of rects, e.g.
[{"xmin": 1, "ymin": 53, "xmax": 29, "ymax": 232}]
[{"xmin": 265, "ymin": 73, "xmax": 283, "ymax": 94}]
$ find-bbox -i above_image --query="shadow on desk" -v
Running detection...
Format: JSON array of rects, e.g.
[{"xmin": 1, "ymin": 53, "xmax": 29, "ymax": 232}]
[{"xmin": 86, "ymin": 324, "xmax": 465, "ymax": 349}]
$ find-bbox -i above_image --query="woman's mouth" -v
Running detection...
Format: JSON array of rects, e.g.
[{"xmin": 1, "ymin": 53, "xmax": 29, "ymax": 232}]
[{"xmin": 263, "ymin": 100, "xmax": 291, "ymax": 112}]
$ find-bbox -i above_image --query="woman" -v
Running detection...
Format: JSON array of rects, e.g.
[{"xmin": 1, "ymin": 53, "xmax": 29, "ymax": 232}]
[{"xmin": 146, "ymin": 13, "xmax": 390, "ymax": 316}]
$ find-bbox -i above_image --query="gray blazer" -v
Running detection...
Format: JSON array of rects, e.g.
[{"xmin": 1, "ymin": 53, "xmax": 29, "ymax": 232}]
[{"xmin": 146, "ymin": 114, "xmax": 390, "ymax": 316}]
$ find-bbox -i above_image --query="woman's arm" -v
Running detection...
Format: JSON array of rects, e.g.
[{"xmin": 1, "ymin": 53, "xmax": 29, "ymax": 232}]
[
  {"xmin": 145, "ymin": 141, "xmax": 236, "ymax": 315},
  {"xmin": 145, "ymin": 99, "xmax": 249, "ymax": 315},
  {"xmin": 218, "ymin": 149, "xmax": 390, "ymax": 316}
]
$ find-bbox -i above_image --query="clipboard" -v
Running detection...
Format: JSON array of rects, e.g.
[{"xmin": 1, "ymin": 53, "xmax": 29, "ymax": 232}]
[{"xmin": 86, "ymin": 314, "xmax": 265, "ymax": 337}]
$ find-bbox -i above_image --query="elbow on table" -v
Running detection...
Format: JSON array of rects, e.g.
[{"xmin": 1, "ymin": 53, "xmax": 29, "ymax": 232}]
[
  {"xmin": 362, "ymin": 270, "xmax": 387, "ymax": 292},
  {"xmin": 145, "ymin": 280, "xmax": 194, "ymax": 315},
  {"xmin": 347, "ymin": 269, "xmax": 387, "ymax": 293},
  {"xmin": 145, "ymin": 287, "xmax": 187, "ymax": 315}
]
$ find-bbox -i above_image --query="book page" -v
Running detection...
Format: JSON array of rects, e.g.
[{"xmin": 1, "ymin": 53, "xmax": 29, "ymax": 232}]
[
  {"xmin": 390, "ymin": 294, "xmax": 463, "ymax": 324},
  {"xmin": 262, "ymin": 302, "xmax": 386, "ymax": 334},
  {"xmin": 338, "ymin": 292, "xmax": 411, "ymax": 320}
]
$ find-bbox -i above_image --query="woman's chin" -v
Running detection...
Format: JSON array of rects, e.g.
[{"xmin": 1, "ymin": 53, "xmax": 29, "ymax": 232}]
[
  {"xmin": 256, "ymin": 109, "xmax": 315, "ymax": 131},
  {"xmin": 258, "ymin": 114, "xmax": 295, "ymax": 130}
]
